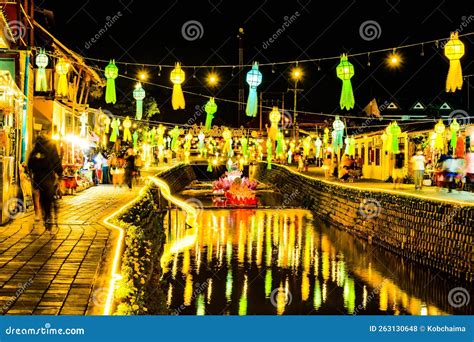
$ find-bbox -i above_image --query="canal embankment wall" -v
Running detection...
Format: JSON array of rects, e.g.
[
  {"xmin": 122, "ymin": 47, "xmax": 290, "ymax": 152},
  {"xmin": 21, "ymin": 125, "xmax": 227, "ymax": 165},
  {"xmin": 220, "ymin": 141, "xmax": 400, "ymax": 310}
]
[{"xmin": 252, "ymin": 163, "xmax": 473, "ymax": 282}]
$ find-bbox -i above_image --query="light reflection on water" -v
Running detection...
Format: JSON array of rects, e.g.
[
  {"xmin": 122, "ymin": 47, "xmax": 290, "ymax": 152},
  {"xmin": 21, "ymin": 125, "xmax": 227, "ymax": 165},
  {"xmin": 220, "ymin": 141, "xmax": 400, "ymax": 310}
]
[{"xmin": 161, "ymin": 209, "xmax": 454, "ymax": 315}]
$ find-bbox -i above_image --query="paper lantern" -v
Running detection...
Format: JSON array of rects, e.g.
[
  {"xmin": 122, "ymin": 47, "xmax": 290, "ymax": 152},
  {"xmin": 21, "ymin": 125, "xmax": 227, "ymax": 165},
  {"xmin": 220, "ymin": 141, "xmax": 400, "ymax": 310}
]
[
  {"xmin": 323, "ymin": 128, "xmax": 329, "ymax": 148},
  {"xmin": 240, "ymin": 136, "xmax": 249, "ymax": 157},
  {"xmin": 204, "ymin": 97, "xmax": 217, "ymax": 130},
  {"xmin": 336, "ymin": 54, "xmax": 355, "ymax": 110},
  {"xmin": 35, "ymin": 49, "xmax": 48, "ymax": 92},
  {"xmin": 109, "ymin": 118, "xmax": 120, "ymax": 142},
  {"xmin": 266, "ymin": 137, "xmax": 272, "ymax": 169},
  {"xmin": 123, "ymin": 116, "xmax": 132, "ymax": 142},
  {"xmin": 315, "ymin": 137, "xmax": 322, "ymax": 158},
  {"xmin": 133, "ymin": 83, "xmax": 146, "ymax": 120},
  {"xmin": 157, "ymin": 124, "xmax": 166, "ymax": 146},
  {"xmin": 349, "ymin": 136, "xmax": 356, "ymax": 157},
  {"xmin": 104, "ymin": 60, "xmax": 118, "ymax": 104},
  {"xmin": 170, "ymin": 62, "xmax": 185, "ymax": 110},
  {"xmin": 332, "ymin": 116, "xmax": 345, "ymax": 150},
  {"xmin": 384, "ymin": 123, "xmax": 393, "ymax": 153},
  {"xmin": 450, "ymin": 118, "xmax": 460, "ymax": 149},
  {"xmin": 132, "ymin": 131, "xmax": 139, "ymax": 149},
  {"xmin": 198, "ymin": 131, "xmax": 206, "ymax": 155},
  {"xmin": 434, "ymin": 119, "xmax": 445, "ymax": 150},
  {"xmin": 169, "ymin": 126, "xmax": 180, "ymax": 150},
  {"xmin": 222, "ymin": 128, "xmax": 233, "ymax": 157},
  {"xmin": 444, "ymin": 32, "xmax": 464, "ymax": 92},
  {"xmin": 245, "ymin": 62, "xmax": 262, "ymax": 117},
  {"xmin": 268, "ymin": 106, "xmax": 281, "ymax": 141},
  {"xmin": 55, "ymin": 58, "xmax": 69, "ymax": 97},
  {"xmin": 104, "ymin": 116, "xmax": 111, "ymax": 134},
  {"xmin": 390, "ymin": 121, "xmax": 401, "ymax": 154}
]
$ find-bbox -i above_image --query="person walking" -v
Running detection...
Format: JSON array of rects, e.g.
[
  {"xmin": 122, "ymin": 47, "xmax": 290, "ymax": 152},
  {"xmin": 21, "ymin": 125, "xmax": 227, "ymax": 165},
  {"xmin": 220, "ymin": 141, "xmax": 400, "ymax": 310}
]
[
  {"xmin": 124, "ymin": 148, "xmax": 136, "ymax": 190},
  {"xmin": 411, "ymin": 150, "xmax": 425, "ymax": 190},
  {"xmin": 27, "ymin": 134, "xmax": 63, "ymax": 230},
  {"xmin": 392, "ymin": 152, "xmax": 404, "ymax": 189}
]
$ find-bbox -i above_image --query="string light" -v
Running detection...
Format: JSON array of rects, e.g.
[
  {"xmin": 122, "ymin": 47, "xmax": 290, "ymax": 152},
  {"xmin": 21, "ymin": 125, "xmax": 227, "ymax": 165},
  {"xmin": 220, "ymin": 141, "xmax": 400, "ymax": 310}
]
[
  {"xmin": 56, "ymin": 32, "xmax": 474, "ymax": 69},
  {"xmin": 420, "ymin": 43, "xmax": 425, "ymax": 57},
  {"xmin": 139, "ymin": 71, "xmax": 148, "ymax": 80},
  {"xmin": 387, "ymin": 49, "xmax": 402, "ymax": 68},
  {"xmin": 207, "ymin": 70, "xmax": 219, "ymax": 86}
]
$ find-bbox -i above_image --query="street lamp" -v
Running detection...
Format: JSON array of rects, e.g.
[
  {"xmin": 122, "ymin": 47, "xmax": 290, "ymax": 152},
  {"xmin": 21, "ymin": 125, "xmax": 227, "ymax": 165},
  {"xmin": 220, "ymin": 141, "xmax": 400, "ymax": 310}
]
[
  {"xmin": 207, "ymin": 71, "xmax": 219, "ymax": 87},
  {"xmin": 290, "ymin": 66, "xmax": 303, "ymax": 140}
]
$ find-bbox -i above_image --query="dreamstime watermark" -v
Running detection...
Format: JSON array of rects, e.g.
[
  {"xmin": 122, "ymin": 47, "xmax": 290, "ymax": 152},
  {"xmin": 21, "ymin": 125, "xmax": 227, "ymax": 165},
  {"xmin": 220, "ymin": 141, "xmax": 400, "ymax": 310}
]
[
  {"xmin": 358, "ymin": 198, "xmax": 381, "ymax": 219},
  {"xmin": 262, "ymin": 11, "xmax": 301, "ymax": 49},
  {"xmin": 269, "ymin": 287, "xmax": 292, "ymax": 307},
  {"xmin": 84, "ymin": 11, "xmax": 123, "ymax": 49},
  {"xmin": 4, "ymin": 323, "xmax": 85, "ymax": 336},
  {"xmin": 359, "ymin": 20, "xmax": 381, "ymax": 41},
  {"xmin": 186, "ymin": 105, "xmax": 205, "ymax": 126},
  {"xmin": 3, "ymin": 20, "xmax": 26, "ymax": 43},
  {"xmin": 447, "ymin": 287, "xmax": 470, "ymax": 308},
  {"xmin": 448, "ymin": 109, "xmax": 470, "ymax": 126},
  {"xmin": 184, "ymin": 197, "xmax": 204, "ymax": 218},
  {"xmin": 181, "ymin": 20, "xmax": 204, "ymax": 41},
  {"xmin": 353, "ymin": 279, "xmax": 388, "ymax": 315},
  {"xmin": 281, "ymin": 110, "xmax": 294, "ymax": 130},
  {"xmin": 3, "ymin": 197, "xmax": 26, "ymax": 220},
  {"xmin": 1, "ymin": 278, "xmax": 33, "ymax": 314},
  {"xmin": 172, "ymin": 279, "xmax": 210, "ymax": 315},
  {"xmin": 91, "ymin": 287, "xmax": 109, "ymax": 307},
  {"xmin": 276, "ymin": 189, "xmax": 300, "ymax": 209}
]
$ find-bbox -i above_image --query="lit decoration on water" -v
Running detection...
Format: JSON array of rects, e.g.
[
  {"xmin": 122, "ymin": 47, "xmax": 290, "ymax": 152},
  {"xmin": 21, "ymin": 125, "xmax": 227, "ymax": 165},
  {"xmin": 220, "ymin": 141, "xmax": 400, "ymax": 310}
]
[
  {"xmin": 336, "ymin": 54, "xmax": 355, "ymax": 110},
  {"xmin": 170, "ymin": 62, "xmax": 186, "ymax": 109},
  {"xmin": 104, "ymin": 60, "xmax": 118, "ymax": 104},
  {"xmin": 55, "ymin": 58, "xmax": 69, "ymax": 97},
  {"xmin": 444, "ymin": 32, "xmax": 465, "ymax": 92},
  {"xmin": 35, "ymin": 49, "xmax": 48, "ymax": 92},
  {"xmin": 245, "ymin": 62, "xmax": 262, "ymax": 117},
  {"xmin": 133, "ymin": 82, "xmax": 146, "ymax": 120}
]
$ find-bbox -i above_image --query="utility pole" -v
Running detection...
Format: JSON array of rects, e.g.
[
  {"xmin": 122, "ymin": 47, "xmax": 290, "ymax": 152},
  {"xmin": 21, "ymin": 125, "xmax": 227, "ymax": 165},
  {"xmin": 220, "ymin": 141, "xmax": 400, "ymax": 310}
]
[{"xmin": 237, "ymin": 27, "xmax": 244, "ymax": 127}]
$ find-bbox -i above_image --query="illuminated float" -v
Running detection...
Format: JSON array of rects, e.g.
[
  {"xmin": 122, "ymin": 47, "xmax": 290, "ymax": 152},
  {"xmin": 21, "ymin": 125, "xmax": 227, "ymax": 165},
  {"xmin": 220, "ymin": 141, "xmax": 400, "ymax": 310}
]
[{"xmin": 212, "ymin": 164, "xmax": 257, "ymax": 206}]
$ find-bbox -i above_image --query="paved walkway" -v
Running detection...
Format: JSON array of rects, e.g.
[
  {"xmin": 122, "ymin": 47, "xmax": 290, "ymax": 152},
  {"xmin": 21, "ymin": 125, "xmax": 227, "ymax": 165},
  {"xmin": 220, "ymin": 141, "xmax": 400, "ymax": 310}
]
[
  {"xmin": 0, "ymin": 185, "xmax": 140, "ymax": 315},
  {"xmin": 288, "ymin": 165, "xmax": 474, "ymax": 206}
]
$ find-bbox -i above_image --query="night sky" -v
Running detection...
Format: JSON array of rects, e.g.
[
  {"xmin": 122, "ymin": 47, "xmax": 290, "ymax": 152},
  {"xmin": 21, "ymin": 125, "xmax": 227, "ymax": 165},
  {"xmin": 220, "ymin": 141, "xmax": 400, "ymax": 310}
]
[{"xmin": 35, "ymin": 0, "xmax": 472, "ymax": 128}]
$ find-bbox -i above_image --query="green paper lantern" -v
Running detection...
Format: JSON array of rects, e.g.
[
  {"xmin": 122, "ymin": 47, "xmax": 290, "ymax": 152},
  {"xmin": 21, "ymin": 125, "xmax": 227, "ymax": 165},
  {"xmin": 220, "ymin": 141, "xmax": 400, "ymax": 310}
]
[
  {"xmin": 204, "ymin": 97, "xmax": 217, "ymax": 130},
  {"xmin": 133, "ymin": 83, "xmax": 146, "ymax": 120},
  {"xmin": 35, "ymin": 48, "xmax": 48, "ymax": 92},
  {"xmin": 245, "ymin": 62, "xmax": 262, "ymax": 117},
  {"xmin": 336, "ymin": 54, "xmax": 355, "ymax": 110},
  {"xmin": 104, "ymin": 60, "xmax": 118, "ymax": 104}
]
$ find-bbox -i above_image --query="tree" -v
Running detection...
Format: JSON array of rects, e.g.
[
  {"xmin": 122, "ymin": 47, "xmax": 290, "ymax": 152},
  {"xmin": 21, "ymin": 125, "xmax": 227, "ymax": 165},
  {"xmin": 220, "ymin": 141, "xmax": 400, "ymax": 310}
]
[{"xmin": 144, "ymin": 97, "xmax": 160, "ymax": 119}]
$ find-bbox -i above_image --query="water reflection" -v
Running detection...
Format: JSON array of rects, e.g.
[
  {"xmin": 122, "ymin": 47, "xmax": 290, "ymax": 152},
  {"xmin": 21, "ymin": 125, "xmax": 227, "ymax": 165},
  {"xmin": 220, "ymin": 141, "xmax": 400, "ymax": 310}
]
[{"xmin": 161, "ymin": 209, "xmax": 469, "ymax": 315}]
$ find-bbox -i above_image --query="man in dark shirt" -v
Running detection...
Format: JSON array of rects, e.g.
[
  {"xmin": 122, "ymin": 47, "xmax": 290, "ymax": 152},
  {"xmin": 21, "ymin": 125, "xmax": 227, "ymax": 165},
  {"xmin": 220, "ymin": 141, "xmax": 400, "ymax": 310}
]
[
  {"xmin": 27, "ymin": 134, "xmax": 63, "ymax": 229},
  {"xmin": 124, "ymin": 148, "xmax": 135, "ymax": 190},
  {"xmin": 392, "ymin": 152, "xmax": 404, "ymax": 189}
]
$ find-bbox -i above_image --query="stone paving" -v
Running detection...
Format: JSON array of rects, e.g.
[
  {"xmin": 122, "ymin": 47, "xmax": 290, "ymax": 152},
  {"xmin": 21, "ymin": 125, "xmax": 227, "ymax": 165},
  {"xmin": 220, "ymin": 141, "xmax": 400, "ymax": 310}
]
[{"xmin": 0, "ymin": 185, "xmax": 140, "ymax": 315}]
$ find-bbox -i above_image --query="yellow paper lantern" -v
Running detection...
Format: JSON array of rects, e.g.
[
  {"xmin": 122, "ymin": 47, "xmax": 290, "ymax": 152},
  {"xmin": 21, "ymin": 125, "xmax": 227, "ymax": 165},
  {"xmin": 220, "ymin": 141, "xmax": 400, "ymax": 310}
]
[
  {"xmin": 444, "ymin": 32, "xmax": 465, "ymax": 92},
  {"xmin": 55, "ymin": 58, "xmax": 70, "ymax": 97},
  {"xmin": 170, "ymin": 62, "xmax": 186, "ymax": 110}
]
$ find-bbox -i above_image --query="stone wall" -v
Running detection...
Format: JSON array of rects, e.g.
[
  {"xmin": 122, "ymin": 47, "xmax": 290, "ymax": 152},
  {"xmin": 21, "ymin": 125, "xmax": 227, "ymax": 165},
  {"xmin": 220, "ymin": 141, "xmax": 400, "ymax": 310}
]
[
  {"xmin": 156, "ymin": 163, "xmax": 196, "ymax": 193},
  {"xmin": 253, "ymin": 163, "xmax": 473, "ymax": 282}
]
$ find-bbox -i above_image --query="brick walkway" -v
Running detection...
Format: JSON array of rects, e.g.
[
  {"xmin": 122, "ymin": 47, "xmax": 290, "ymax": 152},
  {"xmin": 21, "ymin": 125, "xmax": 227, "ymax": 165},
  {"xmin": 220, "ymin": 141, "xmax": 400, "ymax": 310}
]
[{"xmin": 0, "ymin": 185, "xmax": 140, "ymax": 315}]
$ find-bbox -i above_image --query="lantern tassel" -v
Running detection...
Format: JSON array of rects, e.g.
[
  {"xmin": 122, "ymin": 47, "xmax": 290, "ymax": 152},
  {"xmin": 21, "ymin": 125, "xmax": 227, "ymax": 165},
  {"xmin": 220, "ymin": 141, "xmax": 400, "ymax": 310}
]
[
  {"xmin": 106, "ymin": 78, "xmax": 116, "ymax": 104},
  {"xmin": 136, "ymin": 100, "xmax": 143, "ymax": 120},
  {"xmin": 246, "ymin": 88, "xmax": 258, "ymax": 117},
  {"xmin": 340, "ymin": 80, "xmax": 354, "ymax": 110},
  {"xmin": 172, "ymin": 84, "xmax": 185, "ymax": 110},
  {"xmin": 205, "ymin": 112, "xmax": 214, "ymax": 130},
  {"xmin": 35, "ymin": 68, "xmax": 48, "ymax": 92},
  {"xmin": 57, "ymin": 75, "xmax": 68, "ymax": 97},
  {"xmin": 446, "ymin": 60, "xmax": 463, "ymax": 92}
]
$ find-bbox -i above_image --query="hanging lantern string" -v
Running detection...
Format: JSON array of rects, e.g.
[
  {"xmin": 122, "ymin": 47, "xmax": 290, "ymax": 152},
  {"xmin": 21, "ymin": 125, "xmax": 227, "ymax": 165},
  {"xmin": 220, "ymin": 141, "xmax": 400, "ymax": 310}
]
[
  {"xmin": 30, "ymin": 31, "xmax": 474, "ymax": 69},
  {"xmin": 63, "ymin": 59, "xmax": 474, "ymax": 122}
]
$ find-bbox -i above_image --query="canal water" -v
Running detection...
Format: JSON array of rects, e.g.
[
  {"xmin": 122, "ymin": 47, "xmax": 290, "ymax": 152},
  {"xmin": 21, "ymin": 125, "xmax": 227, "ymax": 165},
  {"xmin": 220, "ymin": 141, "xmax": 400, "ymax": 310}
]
[{"xmin": 161, "ymin": 207, "xmax": 471, "ymax": 315}]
